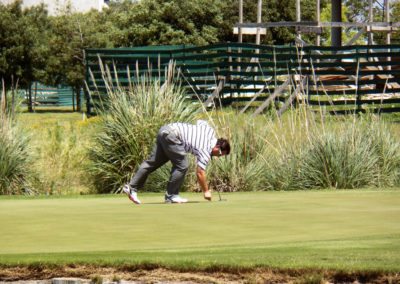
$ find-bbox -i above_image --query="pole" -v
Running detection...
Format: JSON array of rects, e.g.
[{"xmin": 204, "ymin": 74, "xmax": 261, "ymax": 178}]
[
  {"xmin": 385, "ymin": 0, "xmax": 391, "ymax": 71},
  {"xmin": 385, "ymin": 0, "xmax": 391, "ymax": 45},
  {"xmin": 296, "ymin": 0, "xmax": 301, "ymax": 40},
  {"xmin": 316, "ymin": 0, "xmax": 320, "ymax": 46},
  {"xmin": 255, "ymin": 0, "xmax": 262, "ymax": 77},
  {"xmin": 239, "ymin": 0, "xmax": 243, "ymax": 44},
  {"xmin": 331, "ymin": 0, "xmax": 342, "ymax": 47},
  {"xmin": 238, "ymin": 0, "xmax": 243, "ymax": 72},
  {"xmin": 368, "ymin": 0, "xmax": 374, "ymax": 45},
  {"xmin": 256, "ymin": 0, "xmax": 262, "ymax": 45}
]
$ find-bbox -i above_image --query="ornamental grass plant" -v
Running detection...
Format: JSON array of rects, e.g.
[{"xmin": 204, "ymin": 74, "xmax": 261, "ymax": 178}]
[
  {"xmin": 207, "ymin": 112, "xmax": 269, "ymax": 192},
  {"xmin": 88, "ymin": 63, "xmax": 200, "ymax": 193},
  {"xmin": 208, "ymin": 106, "xmax": 400, "ymax": 192},
  {"xmin": 0, "ymin": 81, "xmax": 33, "ymax": 195},
  {"xmin": 262, "ymin": 108, "xmax": 400, "ymax": 190},
  {"xmin": 87, "ymin": 60, "xmax": 400, "ymax": 194}
]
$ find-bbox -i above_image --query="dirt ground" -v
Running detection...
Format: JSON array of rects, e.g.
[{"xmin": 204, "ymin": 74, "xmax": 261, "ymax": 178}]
[{"xmin": 0, "ymin": 265, "xmax": 399, "ymax": 284}]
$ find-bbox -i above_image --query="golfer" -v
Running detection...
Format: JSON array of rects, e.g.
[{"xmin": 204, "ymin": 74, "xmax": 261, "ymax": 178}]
[{"xmin": 123, "ymin": 120, "xmax": 230, "ymax": 204}]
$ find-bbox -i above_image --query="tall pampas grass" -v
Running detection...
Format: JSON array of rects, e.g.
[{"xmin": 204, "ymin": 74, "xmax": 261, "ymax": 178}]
[
  {"xmin": 0, "ymin": 80, "xmax": 33, "ymax": 195},
  {"xmin": 87, "ymin": 62, "xmax": 201, "ymax": 193}
]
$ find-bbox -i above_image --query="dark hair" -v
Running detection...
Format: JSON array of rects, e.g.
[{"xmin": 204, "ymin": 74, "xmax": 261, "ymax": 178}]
[{"xmin": 216, "ymin": 138, "xmax": 231, "ymax": 155}]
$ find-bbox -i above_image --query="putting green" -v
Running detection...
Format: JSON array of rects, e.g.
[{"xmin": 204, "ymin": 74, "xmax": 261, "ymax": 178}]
[{"xmin": 0, "ymin": 190, "xmax": 399, "ymax": 270}]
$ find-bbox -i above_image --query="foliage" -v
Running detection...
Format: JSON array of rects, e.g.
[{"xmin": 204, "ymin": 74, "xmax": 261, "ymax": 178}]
[
  {"xmin": 207, "ymin": 113, "xmax": 268, "ymax": 192},
  {"xmin": 45, "ymin": 11, "xmax": 113, "ymax": 88},
  {"xmin": 9, "ymin": 108, "xmax": 400, "ymax": 196},
  {"xmin": 30, "ymin": 122, "xmax": 91, "ymax": 195},
  {"xmin": 0, "ymin": 84, "xmax": 32, "ymax": 195},
  {"xmin": 0, "ymin": 80, "xmax": 31, "ymax": 194},
  {"xmin": 0, "ymin": 122, "xmax": 32, "ymax": 195},
  {"xmin": 0, "ymin": 0, "xmax": 50, "ymax": 89},
  {"xmin": 1, "ymin": 0, "xmax": 399, "ymax": 92},
  {"xmin": 103, "ymin": 0, "xmax": 231, "ymax": 46},
  {"xmin": 320, "ymin": 4, "xmax": 366, "ymax": 46},
  {"xmin": 88, "ymin": 64, "xmax": 200, "ymax": 193},
  {"xmin": 262, "ymin": 110, "xmax": 400, "ymax": 190}
]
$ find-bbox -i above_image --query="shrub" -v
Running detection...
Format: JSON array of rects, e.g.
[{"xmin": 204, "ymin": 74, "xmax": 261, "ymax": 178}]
[
  {"xmin": 0, "ymin": 122, "xmax": 33, "ymax": 194},
  {"xmin": 31, "ymin": 121, "xmax": 91, "ymax": 195},
  {"xmin": 0, "ymin": 85, "xmax": 33, "ymax": 195},
  {"xmin": 207, "ymin": 114, "xmax": 268, "ymax": 192},
  {"xmin": 88, "ymin": 64, "xmax": 200, "ymax": 193},
  {"xmin": 263, "ymin": 110, "xmax": 400, "ymax": 190}
]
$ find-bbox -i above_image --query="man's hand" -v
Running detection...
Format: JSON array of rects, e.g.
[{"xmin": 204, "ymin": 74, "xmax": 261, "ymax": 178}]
[
  {"xmin": 204, "ymin": 190, "xmax": 212, "ymax": 201},
  {"xmin": 196, "ymin": 166, "xmax": 212, "ymax": 201}
]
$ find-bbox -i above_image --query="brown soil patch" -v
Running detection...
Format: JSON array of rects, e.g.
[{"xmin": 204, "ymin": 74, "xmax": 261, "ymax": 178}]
[{"xmin": 0, "ymin": 265, "xmax": 399, "ymax": 284}]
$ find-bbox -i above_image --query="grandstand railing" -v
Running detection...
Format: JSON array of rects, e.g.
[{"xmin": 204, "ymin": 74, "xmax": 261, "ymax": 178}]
[
  {"xmin": 86, "ymin": 43, "xmax": 400, "ymax": 115},
  {"xmin": 23, "ymin": 82, "xmax": 83, "ymax": 111}
]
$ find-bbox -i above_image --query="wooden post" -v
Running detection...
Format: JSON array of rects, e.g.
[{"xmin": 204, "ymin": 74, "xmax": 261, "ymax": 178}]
[
  {"xmin": 385, "ymin": 0, "xmax": 391, "ymax": 45},
  {"xmin": 238, "ymin": 0, "xmax": 243, "ymax": 72},
  {"xmin": 239, "ymin": 0, "xmax": 243, "ymax": 44},
  {"xmin": 255, "ymin": 0, "xmax": 262, "ymax": 78},
  {"xmin": 256, "ymin": 0, "xmax": 262, "ymax": 45},
  {"xmin": 368, "ymin": 0, "xmax": 374, "ymax": 45},
  {"xmin": 385, "ymin": 0, "xmax": 391, "ymax": 71},
  {"xmin": 296, "ymin": 0, "xmax": 301, "ymax": 40},
  {"xmin": 316, "ymin": 0, "xmax": 320, "ymax": 46},
  {"xmin": 331, "ymin": 0, "xmax": 342, "ymax": 47}
]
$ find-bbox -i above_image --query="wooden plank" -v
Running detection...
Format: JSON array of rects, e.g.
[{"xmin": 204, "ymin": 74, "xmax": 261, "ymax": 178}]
[
  {"xmin": 298, "ymin": 26, "xmax": 323, "ymax": 34},
  {"xmin": 239, "ymin": 83, "xmax": 269, "ymax": 113},
  {"xmin": 203, "ymin": 79, "xmax": 225, "ymax": 107},
  {"xmin": 277, "ymin": 77, "xmax": 306, "ymax": 117},
  {"xmin": 233, "ymin": 27, "xmax": 267, "ymax": 35},
  {"xmin": 252, "ymin": 78, "xmax": 290, "ymax": 116}
]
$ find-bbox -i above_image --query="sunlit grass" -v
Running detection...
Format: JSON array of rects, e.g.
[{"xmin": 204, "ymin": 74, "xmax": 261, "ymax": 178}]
[
  {"xmin": 17, "ymin": 112, "xmax": 100, "ymax": 194},
  {"xmin": 0, "ymin": 190, "xmax": 399, "ymax": 271}
]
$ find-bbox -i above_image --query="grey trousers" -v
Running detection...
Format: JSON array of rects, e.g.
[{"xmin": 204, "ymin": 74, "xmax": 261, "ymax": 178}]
[{"xmin": 129, "ymin": 125, "xmax": 188, "ymax": 195}]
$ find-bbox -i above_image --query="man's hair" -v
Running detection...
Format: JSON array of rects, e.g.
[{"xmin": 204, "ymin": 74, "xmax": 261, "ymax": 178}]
[{"xmin": 216, "ymin": 138, "xmax": 231, "ymax": 155}]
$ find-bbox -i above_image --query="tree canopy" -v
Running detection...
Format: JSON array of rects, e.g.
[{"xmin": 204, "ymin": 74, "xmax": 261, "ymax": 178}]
[{"xmin": 0, "ymin": 0, "xmax": 398, "ymax": 95}]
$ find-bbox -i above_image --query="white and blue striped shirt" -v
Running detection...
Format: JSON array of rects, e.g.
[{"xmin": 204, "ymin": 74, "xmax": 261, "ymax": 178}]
[{"xmin": 168, "ymin": 120, "xmax": 217, "ymax": 170}]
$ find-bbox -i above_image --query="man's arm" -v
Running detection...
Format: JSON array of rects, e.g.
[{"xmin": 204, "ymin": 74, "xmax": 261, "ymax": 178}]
[{"xmin": 196, "ymin": 166, "xmax": 212, "ymax": 201}]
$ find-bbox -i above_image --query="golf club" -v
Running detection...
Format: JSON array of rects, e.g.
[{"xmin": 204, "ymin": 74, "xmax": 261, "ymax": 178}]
[{"xmin": 209, "ymin": 181, "xmax": 227, "ymax": 202}]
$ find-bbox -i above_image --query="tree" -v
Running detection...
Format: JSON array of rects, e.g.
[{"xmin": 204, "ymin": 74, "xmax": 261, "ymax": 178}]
[
  {"xmin": 0, "ymin": 1, "xmax": 50, "ymax": 90},
  {"xmin": 45, "ymin": 10, "xmax": 113, "ymax": 111},
  {"xmin": 0, "ymin": 1, "xmax": 50, "ymax": 111},
  {"xmin": 102, "ymin": 0, "xmax": 232, "ymax": 46}
]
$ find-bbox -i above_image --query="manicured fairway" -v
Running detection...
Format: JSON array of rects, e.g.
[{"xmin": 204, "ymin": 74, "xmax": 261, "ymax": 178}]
[{"xmin": 0, "ymin": 190, "xmax": 399, "ymax": 271}]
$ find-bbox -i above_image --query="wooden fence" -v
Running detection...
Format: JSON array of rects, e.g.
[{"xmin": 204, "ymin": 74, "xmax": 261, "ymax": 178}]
[
  {"xmin": 24, "ymin": 82, "xmax": 82, "ymax": 111},
  {"xmin": 86, "ymin": 43, "xmax": 400, "ymax": 115}
]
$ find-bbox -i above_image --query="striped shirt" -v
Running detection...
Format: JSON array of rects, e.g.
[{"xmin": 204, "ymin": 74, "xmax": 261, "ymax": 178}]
[{"xmin": 168, "ymin": 120, "xmax": 217, "ymax": 170}]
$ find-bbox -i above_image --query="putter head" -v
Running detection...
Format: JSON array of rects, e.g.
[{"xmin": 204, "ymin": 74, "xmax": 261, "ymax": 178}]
[
  {"xmin": 209, "ymin": 182, "xmax": 227, "ymax": 202},
  {"xmin": 216, "ymin": 190, "xmax": 227, "ymax": 202}
]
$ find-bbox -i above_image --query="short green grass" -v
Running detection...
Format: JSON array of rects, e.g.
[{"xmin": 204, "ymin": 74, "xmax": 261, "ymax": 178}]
[{"xmin": 0, "ymin": 190, "xmax": 399, "ymax": 272}]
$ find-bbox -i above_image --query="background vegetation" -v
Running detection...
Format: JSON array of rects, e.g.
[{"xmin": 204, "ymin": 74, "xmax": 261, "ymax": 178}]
[
  {"xmin": 1, "ymin": 0, "xmax": 399, "ymax": 93},
  {"xmin": 0, "ymin": 0, "xmax": 400, "ymax": 195},
  {"xmin": 88, "ymin": 65, "xmax": 200, "ymax": 193},
  {"xmin": 4, "ymin": 94, "xmax": 399, "ymax": 195}
]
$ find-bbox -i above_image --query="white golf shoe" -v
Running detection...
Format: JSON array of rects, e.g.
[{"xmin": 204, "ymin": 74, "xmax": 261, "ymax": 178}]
[
  {"xmin": 122, "ymin": 184, "xmax": 141, "ymax": 205},
  {"xmin": 165, "ymin": 194, "xmax": 188, "ymax": 204}
]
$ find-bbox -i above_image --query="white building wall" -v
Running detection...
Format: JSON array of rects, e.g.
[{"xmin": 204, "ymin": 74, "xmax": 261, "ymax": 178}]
[{"xmin": 1, "ymin": 0, "xmax": 107, "ymax": 15}]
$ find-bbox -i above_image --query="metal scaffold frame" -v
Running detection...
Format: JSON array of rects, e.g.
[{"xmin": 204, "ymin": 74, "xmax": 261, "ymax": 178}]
[{"xmin": 234, "ymin": 0, "xmax": 398, "ymax": 47}]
